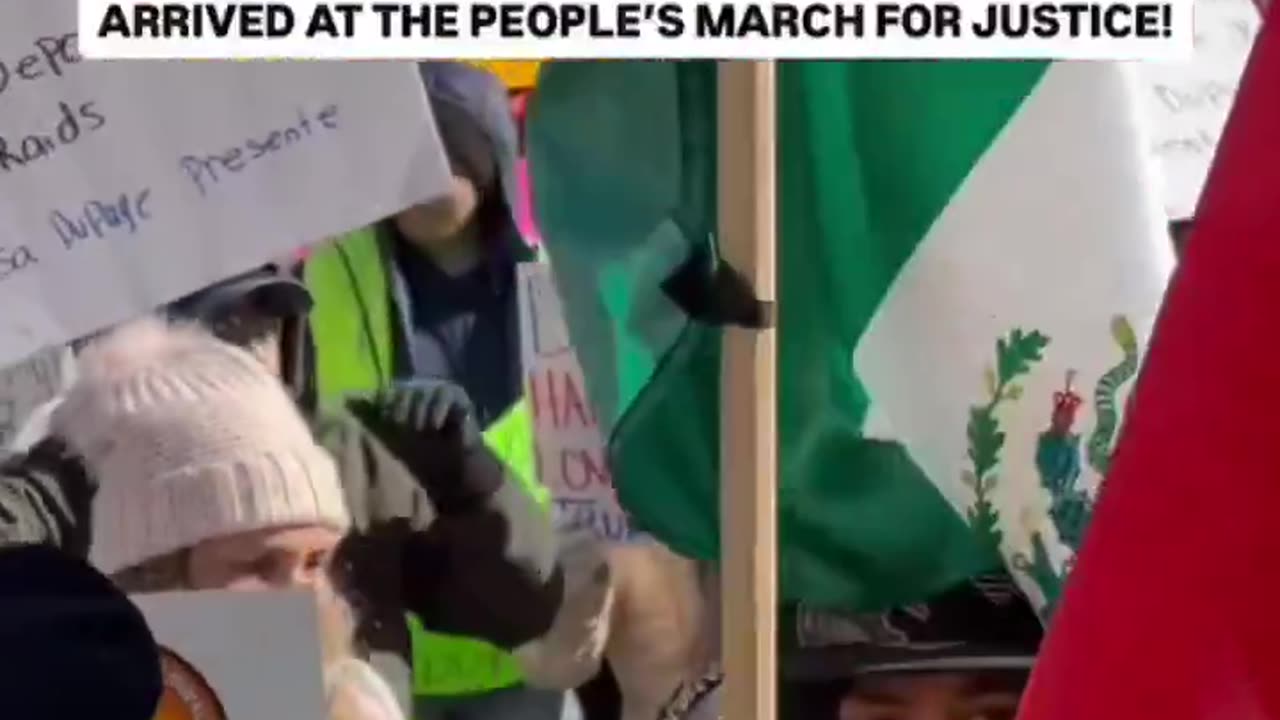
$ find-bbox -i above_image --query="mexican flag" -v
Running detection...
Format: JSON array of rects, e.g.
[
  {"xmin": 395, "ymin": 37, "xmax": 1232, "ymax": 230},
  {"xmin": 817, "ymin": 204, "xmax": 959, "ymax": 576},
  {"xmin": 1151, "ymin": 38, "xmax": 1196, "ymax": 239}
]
[{"xmin": 527, "ymin": 61, "xmax": 1174, "ymax": 615}]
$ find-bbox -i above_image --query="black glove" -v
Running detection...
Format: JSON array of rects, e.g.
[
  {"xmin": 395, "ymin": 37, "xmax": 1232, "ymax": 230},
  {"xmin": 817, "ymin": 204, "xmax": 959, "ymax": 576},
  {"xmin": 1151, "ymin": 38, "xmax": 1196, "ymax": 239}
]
[{"xmin": 348, "ymin": 380, "xmax": 503, "ymax": 512}]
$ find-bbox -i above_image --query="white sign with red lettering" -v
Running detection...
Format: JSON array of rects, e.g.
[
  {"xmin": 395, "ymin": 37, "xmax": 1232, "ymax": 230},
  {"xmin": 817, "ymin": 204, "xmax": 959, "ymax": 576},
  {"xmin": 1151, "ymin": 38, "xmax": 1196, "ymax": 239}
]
[{"xmin": 517, "ymin": 262, "xmax": 645, "ymax": 543}]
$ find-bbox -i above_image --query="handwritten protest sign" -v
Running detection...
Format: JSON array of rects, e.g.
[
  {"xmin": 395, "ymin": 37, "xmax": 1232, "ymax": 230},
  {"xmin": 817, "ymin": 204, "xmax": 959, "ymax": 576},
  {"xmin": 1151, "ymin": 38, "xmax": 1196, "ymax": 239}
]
[
  {"xmin": 518, "ymin": 262, "xmax": 644, "ymax": 543},
  {"xmin": 1139, "ymin": 0, "xmax": 1259, "ymax": 219},
  {"xmin": 0, "ymin": 345, "xmax": 72, "ymax": 449},
  {"xmin": 134, "ymin": 591, "xmax": 328, "ymax": 720},
  {"xmin": 0, "ymin": 2, "xmax": 451, "ymax": 368}
]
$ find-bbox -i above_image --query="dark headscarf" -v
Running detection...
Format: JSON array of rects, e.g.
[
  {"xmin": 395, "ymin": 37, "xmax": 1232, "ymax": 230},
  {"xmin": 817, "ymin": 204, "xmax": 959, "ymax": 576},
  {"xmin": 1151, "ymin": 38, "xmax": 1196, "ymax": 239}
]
[{"xmin": 416, "ymin": 62, "xmax": 532, "ymax": 262}]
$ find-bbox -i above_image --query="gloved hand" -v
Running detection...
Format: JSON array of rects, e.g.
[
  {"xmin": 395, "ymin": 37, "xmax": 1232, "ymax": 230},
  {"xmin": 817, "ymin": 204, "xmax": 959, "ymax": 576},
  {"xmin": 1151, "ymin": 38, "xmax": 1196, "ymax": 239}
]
[
  {"xmin": 393, "ymin": 378, "xmax": 482, "ymax": 447},
  {"xmin": 347, "ymin": 380, "xmax": 502, "ymax": 512}
]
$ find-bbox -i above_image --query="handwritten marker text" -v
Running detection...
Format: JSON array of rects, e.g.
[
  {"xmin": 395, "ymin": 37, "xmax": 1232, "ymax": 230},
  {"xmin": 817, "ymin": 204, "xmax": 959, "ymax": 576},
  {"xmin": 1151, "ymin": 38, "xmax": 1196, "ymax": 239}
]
[
  {"xmin": 50, "ymin": 188, "xmax": 153, "ymax": 250},
  {"xmin": 179, "ymin": 104, "xmax": 339, "ymax": 197}
]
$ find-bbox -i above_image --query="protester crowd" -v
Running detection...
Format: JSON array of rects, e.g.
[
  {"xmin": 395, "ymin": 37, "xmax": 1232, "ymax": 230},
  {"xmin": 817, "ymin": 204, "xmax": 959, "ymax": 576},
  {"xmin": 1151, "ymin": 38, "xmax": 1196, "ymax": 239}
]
[{"xmin": 0, "ymin": 58, "xmax": 1099, "ymax": 720}]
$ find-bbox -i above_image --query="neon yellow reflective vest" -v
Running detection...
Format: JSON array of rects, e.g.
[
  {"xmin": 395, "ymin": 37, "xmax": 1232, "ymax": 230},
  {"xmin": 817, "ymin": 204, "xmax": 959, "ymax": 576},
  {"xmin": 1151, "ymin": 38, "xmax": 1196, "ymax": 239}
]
[{"xmin": 305, "ymin": 224, "xmax": 549, "ymax": 697}]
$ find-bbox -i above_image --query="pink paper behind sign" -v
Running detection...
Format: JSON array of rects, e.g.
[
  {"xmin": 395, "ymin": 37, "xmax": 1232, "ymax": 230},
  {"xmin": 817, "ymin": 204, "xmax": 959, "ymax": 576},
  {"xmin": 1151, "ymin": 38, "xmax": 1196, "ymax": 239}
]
[{"xmin": 517, "ymin": 158, "xmax": 541, "ymax": 247}]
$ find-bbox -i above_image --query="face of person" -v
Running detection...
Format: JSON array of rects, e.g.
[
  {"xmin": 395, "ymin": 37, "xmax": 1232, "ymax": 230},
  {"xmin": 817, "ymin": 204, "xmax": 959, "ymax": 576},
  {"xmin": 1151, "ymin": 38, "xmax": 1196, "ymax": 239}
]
[
  {"xmin": 394, "ymin": 174, "xmax": 480, "ymax": 249},
  {"xmin": 185, "ymin": 524, "xmax": 342, "ymax": 592},
  {"xmin": 836, "ymin": 672, "xmax": 1024, "ymax": 720}
]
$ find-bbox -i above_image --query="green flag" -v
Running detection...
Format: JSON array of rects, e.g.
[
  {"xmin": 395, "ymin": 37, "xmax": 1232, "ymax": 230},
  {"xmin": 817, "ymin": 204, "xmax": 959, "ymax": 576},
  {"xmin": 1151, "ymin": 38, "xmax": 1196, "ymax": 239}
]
[{"xmin": 527, "ymin": 61, "xmax": 1172, "ymax": 615}]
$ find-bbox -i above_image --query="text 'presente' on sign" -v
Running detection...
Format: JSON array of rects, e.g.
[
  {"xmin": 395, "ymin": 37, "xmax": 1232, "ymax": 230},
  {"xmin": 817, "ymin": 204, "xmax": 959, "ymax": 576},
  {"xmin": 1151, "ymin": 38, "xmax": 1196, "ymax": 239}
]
[{"xmin": 77, "ymin": 0, "xmax": 1194, "ymax": 59}]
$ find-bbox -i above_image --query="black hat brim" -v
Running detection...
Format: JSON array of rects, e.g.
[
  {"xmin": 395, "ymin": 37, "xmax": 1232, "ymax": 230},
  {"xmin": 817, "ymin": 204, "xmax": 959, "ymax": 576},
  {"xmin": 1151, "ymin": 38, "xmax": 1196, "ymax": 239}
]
[{"xmin": 168, "ymin": 267, "xmax": 312, "ymax": 325}]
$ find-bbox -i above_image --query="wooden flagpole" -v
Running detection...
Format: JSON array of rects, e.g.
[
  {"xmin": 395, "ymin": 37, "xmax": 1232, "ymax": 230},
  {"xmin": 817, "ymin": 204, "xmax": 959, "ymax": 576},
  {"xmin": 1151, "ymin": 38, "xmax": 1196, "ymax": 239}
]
[{"xmin": 717, "ymin": 60, "xmax": 778, "ymax": 720}]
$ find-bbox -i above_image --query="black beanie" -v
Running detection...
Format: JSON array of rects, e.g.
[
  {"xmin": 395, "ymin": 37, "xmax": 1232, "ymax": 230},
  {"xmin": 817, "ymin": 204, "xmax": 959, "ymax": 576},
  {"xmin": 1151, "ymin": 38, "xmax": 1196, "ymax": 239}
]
[
  {"xmin": 0, "ymin": 544, "xmax": 162, "ymax": 719},
  {"xmin": 782, "ymin": 573, "xmax": 1043, "ymax": 681}
]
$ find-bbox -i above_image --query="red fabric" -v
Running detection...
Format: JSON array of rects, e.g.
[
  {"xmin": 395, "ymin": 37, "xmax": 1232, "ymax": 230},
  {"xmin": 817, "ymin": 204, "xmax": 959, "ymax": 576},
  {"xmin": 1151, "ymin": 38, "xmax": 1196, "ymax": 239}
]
[
  {"xmin": 511, "ymin": 91, "xmax": 529, "ymax": 125},
  {"xmin": 1018, "ymin": 8, "xmax": 1280, "ymax": 720}
]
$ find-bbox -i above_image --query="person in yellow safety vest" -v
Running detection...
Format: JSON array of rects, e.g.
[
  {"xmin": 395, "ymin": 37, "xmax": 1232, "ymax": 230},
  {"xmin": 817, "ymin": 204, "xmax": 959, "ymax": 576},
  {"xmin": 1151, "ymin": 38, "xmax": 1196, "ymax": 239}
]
[{"xmin": 303, "ymin": 62, "xmax": 579, "ymax": 720}]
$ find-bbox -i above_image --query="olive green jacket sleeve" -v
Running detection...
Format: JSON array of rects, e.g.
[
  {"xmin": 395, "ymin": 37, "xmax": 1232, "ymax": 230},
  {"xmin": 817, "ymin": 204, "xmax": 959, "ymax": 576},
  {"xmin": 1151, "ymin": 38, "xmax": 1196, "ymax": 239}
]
[{"xmin": 310, "ymin": 402, "xmax": 437, "ymax": 534}]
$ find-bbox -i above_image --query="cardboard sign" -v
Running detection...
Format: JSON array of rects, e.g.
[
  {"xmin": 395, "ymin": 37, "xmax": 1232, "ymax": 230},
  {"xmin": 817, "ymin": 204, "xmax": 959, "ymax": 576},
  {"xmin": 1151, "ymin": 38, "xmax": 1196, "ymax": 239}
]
[
  {"xmin": 0, "ymin": 345, "xmax": 73, "ymax": 449},
  {"xmin": 518, "ymin": 262, "xmax": 643, "ymax": 543},
  {"xmin": 1139, "ymin": 0, "xmax": 1259, "ymax": 219},
  {"xmin": 133, "ymin": 591, "xmax": 328, "ymax": 720},
  {"xmin": 0, "ymin": 2, "xmax": 451, "ymax": 368}
]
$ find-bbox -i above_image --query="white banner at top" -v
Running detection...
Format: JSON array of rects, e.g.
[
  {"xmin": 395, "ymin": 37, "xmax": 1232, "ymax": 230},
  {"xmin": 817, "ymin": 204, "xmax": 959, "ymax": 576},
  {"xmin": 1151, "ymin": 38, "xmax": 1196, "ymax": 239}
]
[{"xmin": 77, "ymin": 0, "xmax": 1195, "ymax": 61}]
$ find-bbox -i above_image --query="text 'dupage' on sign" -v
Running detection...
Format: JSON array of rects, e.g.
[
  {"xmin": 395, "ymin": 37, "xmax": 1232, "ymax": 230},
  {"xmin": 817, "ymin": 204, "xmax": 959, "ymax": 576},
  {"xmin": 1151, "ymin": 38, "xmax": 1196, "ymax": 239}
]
[
  {"xmin": 50, "ymin": 188, "xmax": 152, "ymax": 250},
  {"xmin": 0, "ymin": 0, "xmax": 452, "ymax": 369}
]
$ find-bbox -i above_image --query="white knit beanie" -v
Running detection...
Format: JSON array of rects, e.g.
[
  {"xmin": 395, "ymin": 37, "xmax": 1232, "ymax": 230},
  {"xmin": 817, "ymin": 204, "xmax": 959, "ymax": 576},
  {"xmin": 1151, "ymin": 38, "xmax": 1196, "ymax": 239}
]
[{"xmin": 53, "ymin": 317, "xmax": 350, "ymax": 576}]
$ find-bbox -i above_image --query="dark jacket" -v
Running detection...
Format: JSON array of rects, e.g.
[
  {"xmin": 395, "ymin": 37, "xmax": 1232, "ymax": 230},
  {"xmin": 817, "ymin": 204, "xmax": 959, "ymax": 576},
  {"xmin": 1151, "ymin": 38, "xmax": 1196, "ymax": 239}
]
[
  {"xmin": 0, "ymin": 393, "xmax": 561, "ymax": 700},
  {"xmin": 0, "ymin": 544, "xmax": 162, "ymax": 719}
]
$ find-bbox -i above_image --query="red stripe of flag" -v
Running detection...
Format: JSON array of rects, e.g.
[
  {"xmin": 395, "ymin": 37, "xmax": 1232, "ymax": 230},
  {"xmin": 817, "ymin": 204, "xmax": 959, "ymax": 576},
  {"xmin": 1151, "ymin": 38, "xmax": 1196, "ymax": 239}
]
[{"xmin": 1018, "ymin": 7, "xmax": 1280, "ymax": 719}]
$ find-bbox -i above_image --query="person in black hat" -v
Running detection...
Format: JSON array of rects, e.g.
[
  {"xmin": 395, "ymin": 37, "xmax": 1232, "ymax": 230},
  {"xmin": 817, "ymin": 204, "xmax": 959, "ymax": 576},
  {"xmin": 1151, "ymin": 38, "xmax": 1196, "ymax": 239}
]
[
  {"xmin": 165, "ymin": 263, "xmax": 313, "ymax": 381},
  {"xmin": 0, "ymin": 264, "xmax": 567, "ymax": 716},
  {"xmin": 8, "ymin": 264, "xmax": 313, "ymax": 454},
  {"xmin": 658, "ymin": 574, "xmax": 1042, "ymax": 720},
  {"xmin": 0, "ymin": 542, "xmax": 162, "ymax": 719},
  {"xmin": 780, "ymin": 574, "xmax": 1041, "ymax": 720}
]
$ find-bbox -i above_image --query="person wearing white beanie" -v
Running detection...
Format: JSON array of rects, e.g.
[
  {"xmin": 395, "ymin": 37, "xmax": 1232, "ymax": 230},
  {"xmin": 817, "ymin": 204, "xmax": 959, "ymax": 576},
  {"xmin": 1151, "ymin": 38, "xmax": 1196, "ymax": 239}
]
[
  {"xmin": 50, "ymin": 317, "xmax": 405, "ymax": 720},
  {"xmin": 0, "ymin": 271, "xmax": 564, "ymax": 717},
  {"xmin": 53, "ymin": 318, "xmax": 351, "ymax": 589}
]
